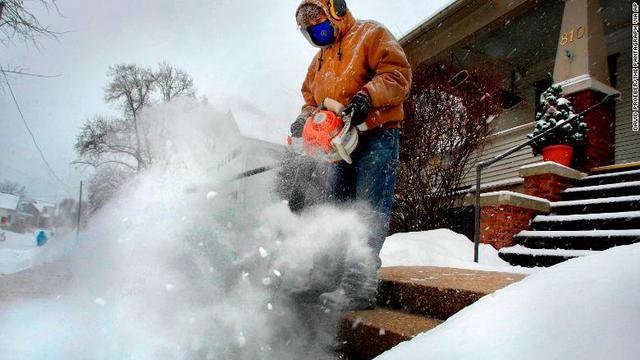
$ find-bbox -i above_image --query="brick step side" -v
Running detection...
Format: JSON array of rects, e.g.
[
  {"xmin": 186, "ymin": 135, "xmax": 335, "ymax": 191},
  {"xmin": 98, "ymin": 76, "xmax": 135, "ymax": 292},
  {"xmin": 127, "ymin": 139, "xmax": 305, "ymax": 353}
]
[
  {"xmin": 580, "ymin": 169, "xmax": 640, "ymax": 186},
  {"xmin": 498, "ymin": 246, "xmax": 595, "ymax": 267},
  {"xmin": 530, "ymin": 211, "xmax": 640, "ymax": 231},
  {"xmin": 339, "ymin": 267, "xmax": 525, "ymax": 359},
  {"xmin": 339, "ymin": 308, "xmax": 442, "ymax": 360},
  {"xmin": 551, "ymin": 195, "xmax": 640, "ymax": 215},
  {"xmin": 376, "ymin": 267, "xmax": 525, "ymax": 319},
  {"xmin": 559, "ymin": 182, "xmax": 640, "ymax": 201},
  {"xmin": 514, "ymin": 230, "xmax": 640, "ymax": 250}
]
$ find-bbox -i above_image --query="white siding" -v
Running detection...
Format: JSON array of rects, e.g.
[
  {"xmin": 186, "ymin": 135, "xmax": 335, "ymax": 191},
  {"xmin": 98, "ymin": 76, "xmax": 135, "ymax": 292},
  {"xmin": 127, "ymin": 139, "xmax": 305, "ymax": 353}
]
[
  {"xmin": 609, "ymin": 27, "xmax": 640, "ymax": 163},
  {"xmin": 461, "ymin": 123, "xmax": 542, "ymax": 188}
]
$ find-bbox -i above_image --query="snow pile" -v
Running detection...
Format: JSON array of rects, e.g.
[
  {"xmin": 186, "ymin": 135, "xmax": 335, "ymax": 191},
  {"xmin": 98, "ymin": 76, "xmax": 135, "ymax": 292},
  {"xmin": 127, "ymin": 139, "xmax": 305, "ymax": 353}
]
[
  {"xmin": 377, "ymin": 243, "xmax": 640, "ymax": 360},
  {"xmin": 0, "ymin": 99, "xmax": 375, "ymax": 359},
  {"xmin": 0, "ymin": 230, "xmax": 73, "ymax": 275},
  {"xmin": 0, "ymin": 231, "xmax": 37, "ymax": 274},
  {"xmin": 380, "ymin": 229, "xmax": 533, "ymax": 274}
]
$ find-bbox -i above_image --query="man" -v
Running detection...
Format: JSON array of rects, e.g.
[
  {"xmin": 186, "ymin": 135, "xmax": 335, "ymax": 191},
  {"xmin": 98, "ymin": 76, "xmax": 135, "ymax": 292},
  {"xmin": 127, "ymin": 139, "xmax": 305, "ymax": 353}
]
[{"xmin": 291, "ymin": 0, "xmax": 412, "ymax": 310}]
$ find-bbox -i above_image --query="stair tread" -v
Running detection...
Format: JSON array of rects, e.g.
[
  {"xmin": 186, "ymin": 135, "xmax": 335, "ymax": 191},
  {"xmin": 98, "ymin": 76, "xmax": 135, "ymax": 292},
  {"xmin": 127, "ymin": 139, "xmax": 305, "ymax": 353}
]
[
  {"xmin": 552, "ymin": 195, "xmax": 640, "ymax": 207},
  {"xmin": 534, "ymin": 210, "xmax": 640, "ymax": 222},
  {"xmin": 590, "ymin": 161, "xmax": 640, "ymax": 174},
  {"xmin": 583, "ymin": 169, "xmax": 640, "ymax": 180},
  {"xmin": 563, "ymin": 180, "xmax": 640, "ymax": 193},
  {"xmin": 499, "ymin": 245, "xmax": 597, "ymax": 257},
  {"xmin": 343, "ymin": 307, "xmax": 442, "ymax": 339},
  {"xmin": 380, "ymin": 266, "xmax": 525, "ymax": 296},
  {"xmin": 516, "ymin": 229, "xmax": 640, "ymax": 237}
]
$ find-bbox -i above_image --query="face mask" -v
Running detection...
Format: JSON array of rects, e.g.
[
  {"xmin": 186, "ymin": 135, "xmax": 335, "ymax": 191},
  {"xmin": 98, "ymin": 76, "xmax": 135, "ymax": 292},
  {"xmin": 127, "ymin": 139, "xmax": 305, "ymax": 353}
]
[{"xmin": 302, "ymin": 19, "xmax": 336, "ymax": 48}]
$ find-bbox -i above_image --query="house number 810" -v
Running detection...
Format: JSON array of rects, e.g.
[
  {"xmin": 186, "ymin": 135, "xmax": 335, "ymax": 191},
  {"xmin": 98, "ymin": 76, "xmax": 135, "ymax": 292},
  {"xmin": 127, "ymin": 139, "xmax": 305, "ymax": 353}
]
[{"xmin": 560, "ymin": 26, "xmax": 586, "ymax": 46}]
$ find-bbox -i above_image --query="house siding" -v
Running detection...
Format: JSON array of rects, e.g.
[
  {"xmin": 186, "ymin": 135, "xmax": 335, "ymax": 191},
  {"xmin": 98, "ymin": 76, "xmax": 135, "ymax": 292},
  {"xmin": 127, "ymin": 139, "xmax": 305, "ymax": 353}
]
[
  {"xmin": 461, "ymin": 123, "xmax": 543, "ymax": 188},
  {"xmin": 609, "ymin": 27, "xmax": 640, "ymax": 163}
]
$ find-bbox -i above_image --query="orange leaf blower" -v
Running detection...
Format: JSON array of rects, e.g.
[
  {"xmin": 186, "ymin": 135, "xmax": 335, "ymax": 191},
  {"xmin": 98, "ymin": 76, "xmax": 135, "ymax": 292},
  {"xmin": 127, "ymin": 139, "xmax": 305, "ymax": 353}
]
[{"xmin": 289, "ymin": 98, "xmax": 359, "ymax": 164}]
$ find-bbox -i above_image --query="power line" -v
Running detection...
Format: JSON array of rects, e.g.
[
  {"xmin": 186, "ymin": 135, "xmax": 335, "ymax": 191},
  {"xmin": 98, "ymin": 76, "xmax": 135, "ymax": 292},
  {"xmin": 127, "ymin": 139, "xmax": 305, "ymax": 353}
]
[{"xmin": 2, "ymin": 71, "xmax": 71, "ymax": 190}]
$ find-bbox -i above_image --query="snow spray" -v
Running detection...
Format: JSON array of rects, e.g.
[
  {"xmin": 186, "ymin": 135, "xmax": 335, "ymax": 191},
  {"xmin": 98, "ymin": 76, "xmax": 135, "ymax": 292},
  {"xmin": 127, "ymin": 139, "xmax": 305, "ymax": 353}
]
[{"xmin": 0, "ymin": 99, "xmax": 376, "ymax": 359}]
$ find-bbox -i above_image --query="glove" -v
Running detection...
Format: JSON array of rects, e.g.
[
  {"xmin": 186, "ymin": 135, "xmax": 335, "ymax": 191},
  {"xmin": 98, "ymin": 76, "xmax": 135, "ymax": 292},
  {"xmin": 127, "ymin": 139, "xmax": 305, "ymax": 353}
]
[
  {"xmin": 342, "ymin": 92, "xmax": 371, "ymax": 127},
  {"xmin": 290, "ymin": 114, "xmax": 307, "ymax": 138}
]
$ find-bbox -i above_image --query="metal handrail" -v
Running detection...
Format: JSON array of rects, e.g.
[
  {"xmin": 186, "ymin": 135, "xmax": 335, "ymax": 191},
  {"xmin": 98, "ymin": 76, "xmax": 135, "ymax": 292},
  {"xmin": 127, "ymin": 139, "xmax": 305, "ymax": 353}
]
[{"xmin": 472, "ymin": 93, "xmax": 619, "ymax": 263}]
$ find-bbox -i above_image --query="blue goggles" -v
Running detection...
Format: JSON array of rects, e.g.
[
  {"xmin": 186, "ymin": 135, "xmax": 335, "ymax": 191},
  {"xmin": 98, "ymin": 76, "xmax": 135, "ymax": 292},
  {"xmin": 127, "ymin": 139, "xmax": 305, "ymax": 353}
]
[{"xmin": 302, "ymin": 20, "xmax": 336, "ymax": 48}]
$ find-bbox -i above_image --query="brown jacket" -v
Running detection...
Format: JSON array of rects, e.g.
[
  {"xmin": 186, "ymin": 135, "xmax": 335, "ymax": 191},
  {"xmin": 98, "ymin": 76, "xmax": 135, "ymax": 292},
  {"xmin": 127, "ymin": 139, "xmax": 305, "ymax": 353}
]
[{"xmin": 298, "ymin": 0, "xmax": 412, "ymax": 130}]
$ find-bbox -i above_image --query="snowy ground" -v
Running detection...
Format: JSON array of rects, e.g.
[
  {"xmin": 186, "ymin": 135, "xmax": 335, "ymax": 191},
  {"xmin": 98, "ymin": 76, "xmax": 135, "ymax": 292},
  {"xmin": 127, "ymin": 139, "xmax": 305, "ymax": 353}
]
[
  {"xmin": 380, "ymin": 229, "xmax": 537, "ymax": 275},
  {"xmin": 1, "ymin": 227, "xmax": 533, "ymax": 277},
  {"xmin": 0, "ymin": 230, "xmax": 73, "ymax": 275},
  {"xmin": 376, "ymin": 243, "xmax": 640, "ymax": 360},
  {"xmin": 0, "ymin": 231, "xmax": 42, "ymax": 275}
]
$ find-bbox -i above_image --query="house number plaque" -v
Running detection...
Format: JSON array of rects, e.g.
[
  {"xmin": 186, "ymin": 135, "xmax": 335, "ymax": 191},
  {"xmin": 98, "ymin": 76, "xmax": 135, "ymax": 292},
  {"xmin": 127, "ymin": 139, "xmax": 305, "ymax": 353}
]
[{"xmin": 560, "ymin": 25, "xmax": 586, "ymax": 46}]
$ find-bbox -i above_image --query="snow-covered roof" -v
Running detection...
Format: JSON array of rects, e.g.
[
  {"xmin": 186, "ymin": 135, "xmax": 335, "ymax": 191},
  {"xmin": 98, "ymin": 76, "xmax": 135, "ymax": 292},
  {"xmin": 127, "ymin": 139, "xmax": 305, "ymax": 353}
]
[
  {"xmin": 0, "ymin": 193, "xmax": 20, "ymax": 210},
  {"xmin": 32, "ymin": 201, "xmax": 56, "ymax": 213}
]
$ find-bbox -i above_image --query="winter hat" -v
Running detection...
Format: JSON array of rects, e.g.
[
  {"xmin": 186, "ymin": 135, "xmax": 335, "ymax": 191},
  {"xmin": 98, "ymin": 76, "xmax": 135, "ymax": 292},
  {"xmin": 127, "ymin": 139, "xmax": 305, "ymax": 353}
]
[{"xmin": 296, "ymin": 3, "xmax": 325, "ymax": 26}]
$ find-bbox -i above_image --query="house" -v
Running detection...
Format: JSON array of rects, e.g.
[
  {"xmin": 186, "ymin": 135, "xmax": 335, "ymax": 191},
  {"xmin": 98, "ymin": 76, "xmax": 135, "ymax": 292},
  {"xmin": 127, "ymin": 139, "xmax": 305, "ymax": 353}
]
[
  {"xmin": 209, "ymin": 111, "xmax": 286, "ymax": 220},
  {"xmin": 400, "ymin": 0, "xmax": 635, "ymax": 194},
  {"xmin": 0, "ymin": 192, "xmax": 20, "ymax": 228},
  {"xmin": 14, "ymin": 199, "xmax": 57, "ymax": 230},
  {"xmin": 400, "ymin": 0, "xmax": 639, "ymax": 266},
  {"xmin": 32, "ymin": 201, "xmax": 56, "ymax": 228}
]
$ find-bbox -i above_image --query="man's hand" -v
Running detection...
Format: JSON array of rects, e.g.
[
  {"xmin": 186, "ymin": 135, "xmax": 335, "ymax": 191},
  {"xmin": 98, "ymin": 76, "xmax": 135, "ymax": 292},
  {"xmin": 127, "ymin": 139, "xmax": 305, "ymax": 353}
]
[
  {"xmin": 290, "ymin": 114, "xmax": 308, "ymax": 138},
  {"xmin": 343, "ymin": 92, "xmax": 371, "ymax": 127}
]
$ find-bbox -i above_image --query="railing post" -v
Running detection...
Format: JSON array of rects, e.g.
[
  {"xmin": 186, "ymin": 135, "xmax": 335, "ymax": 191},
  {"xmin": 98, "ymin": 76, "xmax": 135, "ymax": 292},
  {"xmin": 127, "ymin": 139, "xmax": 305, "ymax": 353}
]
[{"xmin": 473, "ymin": 163, "xmax": 483, "ymax": 263}]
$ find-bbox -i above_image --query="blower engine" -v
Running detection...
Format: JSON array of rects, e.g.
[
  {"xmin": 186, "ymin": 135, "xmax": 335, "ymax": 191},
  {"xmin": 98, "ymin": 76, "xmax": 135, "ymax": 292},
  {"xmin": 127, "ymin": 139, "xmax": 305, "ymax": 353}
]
[{"xmin": 289, "ymin": 98, "xmax": 359, "ymax": 164}]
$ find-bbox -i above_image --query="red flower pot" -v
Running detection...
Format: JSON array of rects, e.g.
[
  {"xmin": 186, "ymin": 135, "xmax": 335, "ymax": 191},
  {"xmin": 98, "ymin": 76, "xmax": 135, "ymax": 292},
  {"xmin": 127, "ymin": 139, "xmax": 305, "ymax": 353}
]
[{"xmin": 542, "ymin": 144, "xmax": 574, "ymax": 167}]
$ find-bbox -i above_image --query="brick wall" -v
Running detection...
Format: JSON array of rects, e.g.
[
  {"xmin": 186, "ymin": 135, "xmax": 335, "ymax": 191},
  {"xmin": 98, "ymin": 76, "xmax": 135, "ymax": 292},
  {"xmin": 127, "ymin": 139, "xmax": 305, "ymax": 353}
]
[
  {"xmin": 480, "ymin": 205, "xmax": 538, "ymax": 249},
  {"xmin": 570, "ymin": 89, "xmax": 615, "ymax": 172},
  {"xmin": 523, "ymin": 173, "xmax": 575, "ymax": 201}
]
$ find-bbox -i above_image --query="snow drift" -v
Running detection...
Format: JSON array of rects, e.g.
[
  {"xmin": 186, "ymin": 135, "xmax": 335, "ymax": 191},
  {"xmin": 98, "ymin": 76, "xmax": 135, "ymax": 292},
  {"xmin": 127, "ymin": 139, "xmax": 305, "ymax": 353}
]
[
  {"xmin": 380, "ymin": 229, "xmax": 533, "ymax": 274},
  {"xmin": 377, "ymin": 243, "xmax": 640, "ymax": 360},
  {"xmin": 0, "ymin": 99, "xmax": 376, "ymax": 359}
]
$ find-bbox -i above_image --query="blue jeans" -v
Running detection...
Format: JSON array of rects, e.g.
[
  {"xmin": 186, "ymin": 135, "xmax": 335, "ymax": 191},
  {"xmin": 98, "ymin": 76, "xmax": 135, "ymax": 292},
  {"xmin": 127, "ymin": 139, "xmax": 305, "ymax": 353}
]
[{"xmin": 327, "ymin": 128, "xmax": 399, "ymax": 289}]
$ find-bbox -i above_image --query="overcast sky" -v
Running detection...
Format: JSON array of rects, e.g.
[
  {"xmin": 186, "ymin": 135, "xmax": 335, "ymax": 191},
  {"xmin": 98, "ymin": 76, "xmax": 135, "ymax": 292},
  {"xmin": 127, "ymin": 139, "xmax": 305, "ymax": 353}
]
[{"xmin": 0, "ymin": 0, "xmax": 451, "ymax": 202}]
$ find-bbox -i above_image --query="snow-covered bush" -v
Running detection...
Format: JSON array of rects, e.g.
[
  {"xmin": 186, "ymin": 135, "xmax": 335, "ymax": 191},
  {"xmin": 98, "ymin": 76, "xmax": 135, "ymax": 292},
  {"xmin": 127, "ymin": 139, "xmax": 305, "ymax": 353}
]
[{"xmin": 527, "ymin": 84, "xmax": 587, "ymax": 156}]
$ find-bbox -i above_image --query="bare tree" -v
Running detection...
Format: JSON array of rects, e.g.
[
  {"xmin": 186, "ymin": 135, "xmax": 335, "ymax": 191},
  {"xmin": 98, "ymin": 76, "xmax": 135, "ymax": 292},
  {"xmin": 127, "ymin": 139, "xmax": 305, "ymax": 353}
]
[
  {"xmin": 88, "ymin": 165, "xmax": 131, "ymax": 211},
  {"xmin": 104, "ymin": 64, "xmax": 157, "ymax": 169},
  {"xmin": 392, "ymin": 64, "xmax": 502, "ymax": 233},
  {"xmin": 156, "ymin": 61, "xmax": 196, "ymax": 102},
  {"xmin": 0, "ymin": 0, "xmax": 62, "ymax": 79},
  {"xmin": 0, "ymin": 0, "xmax": 60, "ymax": 46},
  {"xmin": 0, "ymin": 179, "xmax": 24, "ymax": 195},
  {"xmin": 74, "ymin": 116, "xmax": 140, "ymax": 171},
  {"xmin": 75, "ymin": 62, "xmax": 197, "ymax": 209}
]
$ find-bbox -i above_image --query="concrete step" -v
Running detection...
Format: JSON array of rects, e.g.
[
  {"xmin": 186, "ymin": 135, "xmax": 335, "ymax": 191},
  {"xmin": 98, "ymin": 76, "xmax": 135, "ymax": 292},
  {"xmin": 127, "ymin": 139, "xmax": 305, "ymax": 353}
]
[
  {"xmin": 530, "ymin": 211, "xmax": 640, "ymax": 231},
  {"xmin": 514, "ymin": 229, "xmax": 640, "ymax": 250},
  {"xmin": 499, "ymin": 245, "xmax": 597, "ymax": 267},
  {"xmin": 376, "ymin": 266, "xmax": 525, "ymax": 319},
  {"xmin": 339, "ymin": 307, "xmax": 442, "ymax": 360},
  {"xmin": 551, "ymin": 195, "xmax": 640, "ymax": 215},
  {"xmin": 580, "ymin": 169, "xmax": 640, "ymax": 186},
  {"xmin": 560, "ymin": 181, "xmax": 640, "ymax": 201},
  {"xmin": 339, "ymin": 267, "xmax": 525, "ymax": 359}
]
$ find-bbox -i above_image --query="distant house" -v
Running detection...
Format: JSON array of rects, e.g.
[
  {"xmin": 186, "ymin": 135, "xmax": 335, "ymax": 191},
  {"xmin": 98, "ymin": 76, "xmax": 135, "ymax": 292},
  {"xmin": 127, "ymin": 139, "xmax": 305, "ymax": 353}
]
[
  {"xmin": 16, "ymin": 199, "xmax": 57, "ymax": 230},
  {"xmin": 0, "ymin": 192, "xmax": 20, "ymax": 228},
  {"xmin": 33, "ymin": 201, "xmax": 56, "ymax": 228}
]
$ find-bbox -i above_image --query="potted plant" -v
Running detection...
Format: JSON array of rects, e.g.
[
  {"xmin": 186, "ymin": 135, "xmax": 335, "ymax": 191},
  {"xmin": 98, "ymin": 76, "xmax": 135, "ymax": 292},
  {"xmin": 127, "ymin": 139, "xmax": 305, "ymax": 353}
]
[{"xmin": 528, "ymin": 84, "xmax": 587, "ymax": 167}]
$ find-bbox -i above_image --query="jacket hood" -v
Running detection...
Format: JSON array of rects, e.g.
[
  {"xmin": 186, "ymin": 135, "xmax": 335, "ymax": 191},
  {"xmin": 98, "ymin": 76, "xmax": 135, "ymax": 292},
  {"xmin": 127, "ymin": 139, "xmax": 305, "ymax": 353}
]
[{"xmin": 296, "ymin": 0, "xmax": 356, "ymax": 38}]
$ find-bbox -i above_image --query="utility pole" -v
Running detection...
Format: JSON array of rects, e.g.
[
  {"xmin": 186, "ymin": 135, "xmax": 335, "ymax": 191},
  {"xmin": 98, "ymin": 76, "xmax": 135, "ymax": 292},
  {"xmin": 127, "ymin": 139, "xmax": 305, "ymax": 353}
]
[{"xmin": 76, "ymin": 181, "xmax": 83, "ymax": 241}]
